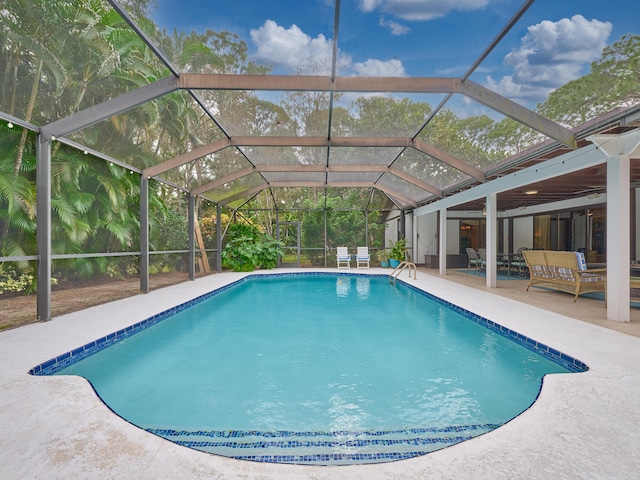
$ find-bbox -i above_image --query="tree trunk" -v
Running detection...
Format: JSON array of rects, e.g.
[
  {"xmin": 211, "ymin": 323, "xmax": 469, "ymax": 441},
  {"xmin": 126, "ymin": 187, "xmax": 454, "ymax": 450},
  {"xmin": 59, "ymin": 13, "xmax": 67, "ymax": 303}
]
[{"xmin": 13, "ymin": 58, "xmax": 43, "ymax": 175}]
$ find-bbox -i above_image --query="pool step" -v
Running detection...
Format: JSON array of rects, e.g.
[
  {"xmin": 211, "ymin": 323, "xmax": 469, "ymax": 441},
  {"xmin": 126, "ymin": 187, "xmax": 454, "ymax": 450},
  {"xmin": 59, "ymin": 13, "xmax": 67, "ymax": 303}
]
[{"xmin": 146, "ymin": 424, "xmax": 500, "ymax": 465}]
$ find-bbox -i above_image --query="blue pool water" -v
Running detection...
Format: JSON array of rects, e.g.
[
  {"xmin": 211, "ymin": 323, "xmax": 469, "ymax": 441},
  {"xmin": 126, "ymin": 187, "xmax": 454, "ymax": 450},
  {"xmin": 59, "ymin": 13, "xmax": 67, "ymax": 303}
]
[{"xmin": 44, "ymin": 274, "xmax": 582, "ymax": 465}]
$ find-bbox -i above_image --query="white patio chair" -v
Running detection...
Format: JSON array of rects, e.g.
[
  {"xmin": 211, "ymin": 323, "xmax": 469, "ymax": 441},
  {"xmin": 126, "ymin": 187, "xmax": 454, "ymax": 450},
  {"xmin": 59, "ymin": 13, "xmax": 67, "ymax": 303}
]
[
  {"xmin": 337, "ymin": 247, "xmax": 351, "ymax": 269},
  {"xmin": 356, "ymin": 246, "xmax": 370, "ymax": 269}
]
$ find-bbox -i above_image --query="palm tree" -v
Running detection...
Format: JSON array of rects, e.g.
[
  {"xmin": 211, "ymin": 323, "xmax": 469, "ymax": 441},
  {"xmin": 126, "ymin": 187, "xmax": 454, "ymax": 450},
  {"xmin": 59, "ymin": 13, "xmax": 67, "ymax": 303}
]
[{"xmin": 0, "ymin": 0, "xmax": 68, "ymax": 174}]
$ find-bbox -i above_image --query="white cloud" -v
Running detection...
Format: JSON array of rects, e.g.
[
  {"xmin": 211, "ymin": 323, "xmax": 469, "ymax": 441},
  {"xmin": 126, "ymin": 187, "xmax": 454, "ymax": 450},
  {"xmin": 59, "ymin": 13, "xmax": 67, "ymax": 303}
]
[
  {"xmin": 250, "ymin": 20, "xmax": 335, "ymax": 70},
  {"xmin": 352, "ymin": 58, "xmax": 406, "ymax": 77},
  {"xmin": 359, "ymin": 0, "xmax": 384, "ymax": 12},
  {"xmin": 379, "ymin": 16, "xmax": 410, "ymax": 35},
  {"xmin": 359, "ymin": 0, "xmax": 488, "ymax": 21},
  {"xmin": 485, "ymin": 15, "xmax": 612, "ymax": 104},
  {"xmin": 250, "ymin": 20, "xmax": 407, "ymax": 77}
]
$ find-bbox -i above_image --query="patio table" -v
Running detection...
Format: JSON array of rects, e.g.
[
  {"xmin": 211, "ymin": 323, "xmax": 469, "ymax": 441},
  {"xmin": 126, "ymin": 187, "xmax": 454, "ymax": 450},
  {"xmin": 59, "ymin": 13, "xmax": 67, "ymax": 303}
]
[{"xmin": 498, "ymin": 253, "xmax": 522, "ymax": 277}]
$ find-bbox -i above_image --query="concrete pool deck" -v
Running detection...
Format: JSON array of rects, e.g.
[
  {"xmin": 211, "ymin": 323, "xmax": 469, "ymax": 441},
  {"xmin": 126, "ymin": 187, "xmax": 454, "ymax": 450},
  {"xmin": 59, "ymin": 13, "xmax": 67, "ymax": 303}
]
[{"xmin": 1, "ymin": 268, "xmax": 639, "ymax": 479}]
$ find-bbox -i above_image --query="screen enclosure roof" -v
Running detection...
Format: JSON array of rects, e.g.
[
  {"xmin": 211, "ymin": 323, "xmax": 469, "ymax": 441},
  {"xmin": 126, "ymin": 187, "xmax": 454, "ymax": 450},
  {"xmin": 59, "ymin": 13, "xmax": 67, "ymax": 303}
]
[{"xmin": 2, "ymin": 0, "xmax": 639, "ymax": 212}]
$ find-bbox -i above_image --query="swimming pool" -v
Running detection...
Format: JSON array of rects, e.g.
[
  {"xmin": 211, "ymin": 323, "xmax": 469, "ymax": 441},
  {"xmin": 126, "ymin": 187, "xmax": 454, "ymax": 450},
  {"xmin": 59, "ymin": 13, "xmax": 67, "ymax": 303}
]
[{"xmin": 30, "ymin": 273, "xmax": 587, "ymax": 466}]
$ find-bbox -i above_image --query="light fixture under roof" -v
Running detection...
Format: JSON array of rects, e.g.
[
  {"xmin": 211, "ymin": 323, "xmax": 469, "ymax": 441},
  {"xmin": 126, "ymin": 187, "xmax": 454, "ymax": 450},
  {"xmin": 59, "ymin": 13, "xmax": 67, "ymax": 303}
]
[{"xmin": 525, "ymin": 189, "xmax": 538, "ymax": 195}]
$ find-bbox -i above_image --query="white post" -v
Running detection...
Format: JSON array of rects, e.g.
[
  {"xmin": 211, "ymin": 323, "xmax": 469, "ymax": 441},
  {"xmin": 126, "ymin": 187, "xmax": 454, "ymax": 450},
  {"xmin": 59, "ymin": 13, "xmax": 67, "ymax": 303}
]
[
  {"xmin": 486, "ymin": 192, "xmax": 498, "ymax": 288},
  {"xmin": 412, "ymin": 213, "xmax": 418, "ymax": 266},
  {"xmin": 589, "ymin": 131, "xmax": 640, "ymax": 322},
  {"xmin": 439, "ymin": 208, "xmax": 447, "ymax": 275},
  {"xmin": 606, "ymin": 150, "xmax": 630, "ymax": 321},
  {"xmin": 636, "ymin": 188, "xmax": 640, "ymax": 260}
]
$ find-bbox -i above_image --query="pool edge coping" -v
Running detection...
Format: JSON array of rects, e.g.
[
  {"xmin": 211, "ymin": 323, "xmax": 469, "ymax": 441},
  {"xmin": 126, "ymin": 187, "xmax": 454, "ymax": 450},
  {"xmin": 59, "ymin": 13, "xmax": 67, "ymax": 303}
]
[{"xmin": 28, "ymin": 271, "xmax": 588, "ymax": 376}]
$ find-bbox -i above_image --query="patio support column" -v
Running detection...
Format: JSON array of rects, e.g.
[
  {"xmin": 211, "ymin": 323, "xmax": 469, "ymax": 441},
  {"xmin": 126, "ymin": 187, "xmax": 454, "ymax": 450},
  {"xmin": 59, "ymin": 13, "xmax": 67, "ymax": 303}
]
[
  {"xmin": 439, "ymin": 208, "xmax": 447, "ymax": 275},
  {"xmin": 36, "ymin": 136, "xmax": 52, "ymax": 321},
  {"xmin": 188, "ymin": 194, "xmax": 195, "ymax": 280},
  {"xmin": 589, "ymin": 132, "xmax": 640, "ymax": 322},
  {"xmin": 606, "ymin": 150, "xmax": 630, "ymax": 321},
  {"xmin": 485, "ymin": 192, "xmax": 498, "ymax": 288},
  {"xmin": 412, "ymin": 213, "xmax": 417, "ymax": 266},
  {"xmin": 275, "ymin": 209, "xmax": 280, "ymax": 267},
  {"xmin": 636, "ymin": 188, "xmax": 640, "ymax": 259},
  {"xmin": 216, "ymin": 203, "xmax": 222, "ymax": 273},
  {"xmin": 140, "ymin": 176, "xmax": 149, "ymax": 293}
]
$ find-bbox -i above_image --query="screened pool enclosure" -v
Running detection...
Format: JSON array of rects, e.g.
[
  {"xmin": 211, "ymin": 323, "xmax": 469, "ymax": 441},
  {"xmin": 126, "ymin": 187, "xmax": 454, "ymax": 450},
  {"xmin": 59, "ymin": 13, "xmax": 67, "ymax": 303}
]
[{"xmin": 2, "ymin": 0, "xmax": 640, "ymax": 323}]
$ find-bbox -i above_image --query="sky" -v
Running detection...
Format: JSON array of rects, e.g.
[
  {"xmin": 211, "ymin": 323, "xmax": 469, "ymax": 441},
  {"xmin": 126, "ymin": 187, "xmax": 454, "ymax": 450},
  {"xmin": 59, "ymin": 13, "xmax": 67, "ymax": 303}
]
[{"xmin": 151, "ymin": 0, "xmax": 639, "ymax": 111}]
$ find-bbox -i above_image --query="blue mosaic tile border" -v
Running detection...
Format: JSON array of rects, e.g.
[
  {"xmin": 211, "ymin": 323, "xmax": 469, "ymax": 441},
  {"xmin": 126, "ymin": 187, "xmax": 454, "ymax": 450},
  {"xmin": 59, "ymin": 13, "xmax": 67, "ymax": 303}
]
[
  {"xmin": 147, "ymin": 423, "xmax": 500, "ymax": 439},
  {"xmin": 28, "ymin": 277, "xmax": 248, "ymax": 376},
  {"xmin": 29, "ymin": 271, "xmax": 587, "ymax": 376},
  {"xmin": 144, "ymin": 423, "xmax": 500, "ymax": 465},
  {"xmin": 175, "ymin": 435, "xmax": 477, "ymax": 449},
  {"xmin": 232, "ymin": 451, "xmax": 426, "ymax": 464},
  {"xmin": 395, "ymin": 277, "xmax": 589, "ymax": 373}
]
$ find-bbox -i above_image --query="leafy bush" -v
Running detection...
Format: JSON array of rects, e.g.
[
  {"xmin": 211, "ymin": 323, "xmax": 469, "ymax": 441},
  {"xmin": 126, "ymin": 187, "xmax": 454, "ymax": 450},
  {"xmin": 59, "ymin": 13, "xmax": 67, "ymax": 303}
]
[
  {"xmin": 389, "ymin": 237, "xmax": 407, "ymax": 262},
  {"xmin": 0, "ymin": 270, "xmax": 35, "ymax": 295},
  {"xmin": 0, "ymin": 266, "xmax": 57, "ymax": 295},
  {"xmin": 255, "ymin": 237, "xmax": 283, "ymax": 269},
  {"xmin": 222, "ymin": 222, "xmax": 284, "ymax": 271}
]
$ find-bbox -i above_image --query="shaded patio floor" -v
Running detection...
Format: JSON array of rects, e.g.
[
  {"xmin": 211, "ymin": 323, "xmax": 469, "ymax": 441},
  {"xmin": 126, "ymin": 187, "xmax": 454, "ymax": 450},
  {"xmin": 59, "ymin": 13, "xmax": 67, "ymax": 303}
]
[{"xmin": 421, "ymin": 267, "xmax": 640, "ymax": 338}]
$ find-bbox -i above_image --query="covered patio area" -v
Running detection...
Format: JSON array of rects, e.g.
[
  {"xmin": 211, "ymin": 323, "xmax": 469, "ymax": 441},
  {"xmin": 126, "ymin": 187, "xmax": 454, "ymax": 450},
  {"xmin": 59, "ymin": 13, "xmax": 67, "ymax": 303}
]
[{"xmin": 419, "ymin": 267, "xmax": 640, "ymax": 338}]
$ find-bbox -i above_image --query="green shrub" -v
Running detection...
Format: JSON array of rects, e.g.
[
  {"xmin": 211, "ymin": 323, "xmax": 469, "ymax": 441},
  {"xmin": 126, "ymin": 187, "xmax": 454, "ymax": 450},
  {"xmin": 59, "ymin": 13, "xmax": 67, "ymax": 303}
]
[
  {"xmin": 0, "ymin": 271, "xmax": 34, "ymax": 295},
  {"xmin": 0, "ymin": 266, "xmax": 57, "ymax": 295},
  {"xmin": 256, "ymin": 237, "xmax": 283, "ymax": 269},
  {"xmin": 389, "ymin": 237, "xmax": 407, "ymax": 262},
  {"xmin": 222, "ymin": 223, "xmax": 284, "ymax": 272}
]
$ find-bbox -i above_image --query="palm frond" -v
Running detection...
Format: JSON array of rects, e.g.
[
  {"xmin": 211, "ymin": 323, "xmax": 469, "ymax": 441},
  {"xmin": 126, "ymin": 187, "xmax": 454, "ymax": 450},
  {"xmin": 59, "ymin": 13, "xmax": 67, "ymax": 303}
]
[{"xmin": 51, "ymin": 197, "xmax": 79, "ymax": 228}]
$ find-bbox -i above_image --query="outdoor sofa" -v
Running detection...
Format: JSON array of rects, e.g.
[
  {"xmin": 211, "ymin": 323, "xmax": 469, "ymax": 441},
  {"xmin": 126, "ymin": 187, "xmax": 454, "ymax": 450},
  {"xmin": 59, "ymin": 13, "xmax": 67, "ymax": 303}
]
[
  {"xmin": 522, "ymin": 250, "xmax": 606, "ymax": 302},
  {"xmin": 631, "ymin": 277, "xmax": 640, "ymax": 301}
]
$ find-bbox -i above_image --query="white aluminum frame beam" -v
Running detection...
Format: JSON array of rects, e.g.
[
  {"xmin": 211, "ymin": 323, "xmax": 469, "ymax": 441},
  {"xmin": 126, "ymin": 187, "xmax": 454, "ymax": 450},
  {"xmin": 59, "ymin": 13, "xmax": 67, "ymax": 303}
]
[
  {"xmin": 460, "ymin": 80, "xmax": 577, "ymax": 149},
  {"xmin": 144, "ymin": 135, "xmax": 467, "ymax": 197},
  {"xmin": 413, "ymin": 132, "xmax": 640, "ymax": 216},
  {"xmin": 214, "ymin": 181, "xmax": 418, "ymax": 208},
  {"xmin": 40, "ymin": 76, "xmax": 178, "ymax": 142},
  {"xmin": 143, "ymin": 138, "xmax": 230, "ymax": 178},
  {"xmin": 191, "ymin": 164, "xmax": 441, "ymax": 198},
  {"xmin": 412, "ymin": 138, "xmax": 485, "ymax": 182},
  {"xmin": 179, "ymin": 74, "xmax": 459, "ymax": 94}
]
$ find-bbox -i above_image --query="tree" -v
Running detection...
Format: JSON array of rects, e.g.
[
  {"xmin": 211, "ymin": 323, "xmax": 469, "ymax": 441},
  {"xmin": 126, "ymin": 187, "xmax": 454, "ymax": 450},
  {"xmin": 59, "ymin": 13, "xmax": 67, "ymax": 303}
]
[
  {"xmin": 538, "ymin": 35, "xmax": 640, "ymax": 127},
  {"xmin": 0, "ymin": 0, "xmax": 68, "ymax": 174},
  {"xmin": 592, "ymin": 34, "xmax": 640, "ymax": 108},
  {"xmin": 221, "ymin": 222, "xmax": 283, "ymax": 271},
  {"xmin": 0, "ymin": 125, "xmax": 36, "ymax": 270},
  {"xmin": 348, "ymin": 96, "xmax": 429, "ymax": 137}
]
